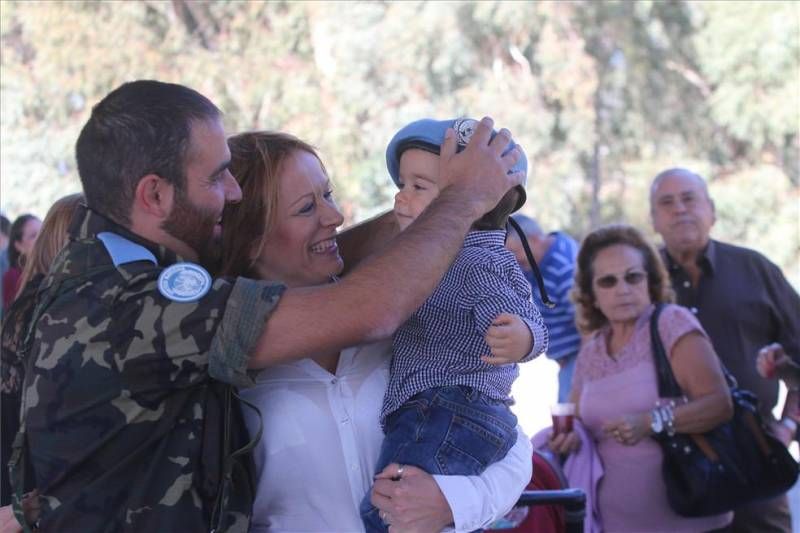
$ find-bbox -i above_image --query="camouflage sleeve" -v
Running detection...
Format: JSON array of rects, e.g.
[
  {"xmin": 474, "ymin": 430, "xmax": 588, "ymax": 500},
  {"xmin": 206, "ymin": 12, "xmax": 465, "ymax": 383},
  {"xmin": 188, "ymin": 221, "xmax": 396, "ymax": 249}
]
[
  {"xmin": 208, "ymin": 277, "xmax": 285, "ymax": 389},
  {"xmin": 28, "ymin": 270, "xmax": 285, "ymax": 400}
]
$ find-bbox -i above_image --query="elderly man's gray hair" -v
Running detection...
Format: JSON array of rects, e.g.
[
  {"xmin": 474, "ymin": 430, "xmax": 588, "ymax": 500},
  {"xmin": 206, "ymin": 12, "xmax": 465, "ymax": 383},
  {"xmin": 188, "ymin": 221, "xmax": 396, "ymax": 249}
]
[{"xmin": 650, "ymin": 167, "xmax": 712, "ymax": 204}]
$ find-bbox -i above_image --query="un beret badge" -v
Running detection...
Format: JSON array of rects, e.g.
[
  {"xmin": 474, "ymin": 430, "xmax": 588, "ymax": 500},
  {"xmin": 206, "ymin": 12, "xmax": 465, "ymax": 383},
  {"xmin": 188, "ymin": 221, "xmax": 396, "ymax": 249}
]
[
  {"xmin": 453, "ymin": 117, "xmax": 479, "ymax": 147},
  {"xmin": 158, "ymin": 262, "xmax": 212, "ymax": 303}
]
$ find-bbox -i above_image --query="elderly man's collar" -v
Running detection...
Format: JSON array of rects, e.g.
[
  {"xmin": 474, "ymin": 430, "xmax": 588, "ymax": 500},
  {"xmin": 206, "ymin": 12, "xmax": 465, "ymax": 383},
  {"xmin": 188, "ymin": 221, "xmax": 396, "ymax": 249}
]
[
  {"xmin": 702, "ymin": 239, "xmax": 718, "ymax": 274},
  {"xmin": 661, "ymin": 240, "xmax": 716, "ymax": 276},
  {"xmin": 69, "ymin": 204, "xmax": 185, "ymax": 267}
]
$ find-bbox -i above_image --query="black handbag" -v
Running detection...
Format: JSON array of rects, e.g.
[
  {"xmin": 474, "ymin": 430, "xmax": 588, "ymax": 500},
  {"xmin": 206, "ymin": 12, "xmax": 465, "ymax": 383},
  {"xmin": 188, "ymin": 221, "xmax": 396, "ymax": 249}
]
[{"xmin": 649, "ymin": 303, "xmax": 799, "ymax": 517}]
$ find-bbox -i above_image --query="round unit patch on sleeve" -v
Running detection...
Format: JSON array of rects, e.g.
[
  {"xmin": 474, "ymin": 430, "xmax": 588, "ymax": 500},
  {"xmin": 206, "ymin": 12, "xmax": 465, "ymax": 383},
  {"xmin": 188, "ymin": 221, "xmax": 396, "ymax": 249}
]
[{"xmin": 158, "ymin": 262, "xmax": 213, "ymax": 303}]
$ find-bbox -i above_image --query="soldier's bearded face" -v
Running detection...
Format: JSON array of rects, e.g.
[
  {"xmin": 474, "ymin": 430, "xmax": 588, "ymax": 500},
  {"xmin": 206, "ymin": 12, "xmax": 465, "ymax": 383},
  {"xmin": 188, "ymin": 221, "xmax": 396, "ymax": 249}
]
[
  {"xmin": 162, "ymin": 187, "xmax": 221, "ymax": 266},
  {"xmin": 162, "ymin": 118, "xmax": 240, "ymax": 266}
]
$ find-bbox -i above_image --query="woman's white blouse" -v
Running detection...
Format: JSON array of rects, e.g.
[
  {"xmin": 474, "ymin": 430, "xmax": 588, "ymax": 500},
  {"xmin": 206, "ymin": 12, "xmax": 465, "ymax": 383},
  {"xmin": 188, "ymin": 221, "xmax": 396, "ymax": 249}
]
[{"xmin": 241, "ymin": 340, "xmax": 532, "ymax": 533}]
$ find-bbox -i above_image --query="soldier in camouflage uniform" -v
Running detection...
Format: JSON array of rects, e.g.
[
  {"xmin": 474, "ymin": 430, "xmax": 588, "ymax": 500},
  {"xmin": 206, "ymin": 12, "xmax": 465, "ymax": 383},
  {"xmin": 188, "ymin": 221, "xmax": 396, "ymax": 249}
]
[
  {"xmin": 10, "ymin": 80, "xmax": 524, "ymax": 532},
  {"xmin": 13, "ymin": 81, "xmax": 278, "ymax": 532},
  {"xmin": 19, "ymin": 205, "xmax": 280, "ymax": 532}
]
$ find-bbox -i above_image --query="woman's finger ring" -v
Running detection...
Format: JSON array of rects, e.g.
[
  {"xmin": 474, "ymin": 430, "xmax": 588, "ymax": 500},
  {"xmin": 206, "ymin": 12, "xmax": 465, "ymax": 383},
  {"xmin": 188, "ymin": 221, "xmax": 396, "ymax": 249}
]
[{"xmin": 396, "ymin": 464, "xmax": 405, "ymax": 478}]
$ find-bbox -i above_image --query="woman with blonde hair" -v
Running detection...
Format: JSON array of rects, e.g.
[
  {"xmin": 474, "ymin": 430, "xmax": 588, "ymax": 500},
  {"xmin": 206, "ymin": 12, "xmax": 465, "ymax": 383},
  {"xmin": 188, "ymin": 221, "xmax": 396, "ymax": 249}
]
[{"xmin": 1, "ymin": 193, "xmax": 83, "ymax": 506}]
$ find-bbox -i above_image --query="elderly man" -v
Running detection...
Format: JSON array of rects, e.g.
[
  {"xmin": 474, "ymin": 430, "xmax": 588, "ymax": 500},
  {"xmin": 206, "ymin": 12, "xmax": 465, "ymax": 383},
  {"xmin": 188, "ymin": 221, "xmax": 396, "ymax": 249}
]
[
  {"xmin": 507, "ymin": 214, "xmax": 581, "ymax": 402},
  {"xmin": 650, "ymin": 167, "xmax": 800, "ymax": 533}
]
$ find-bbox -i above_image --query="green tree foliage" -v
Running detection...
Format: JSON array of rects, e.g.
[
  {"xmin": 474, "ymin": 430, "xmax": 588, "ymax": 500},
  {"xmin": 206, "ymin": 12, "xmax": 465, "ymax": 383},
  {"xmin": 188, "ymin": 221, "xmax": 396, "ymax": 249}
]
[{"xmin": 1, "ymin": 0, "xmax": 797, "ymax": 285}]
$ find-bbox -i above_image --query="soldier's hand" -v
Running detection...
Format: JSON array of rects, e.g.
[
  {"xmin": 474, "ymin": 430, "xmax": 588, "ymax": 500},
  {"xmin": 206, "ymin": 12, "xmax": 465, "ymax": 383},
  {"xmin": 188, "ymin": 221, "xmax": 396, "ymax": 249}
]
[{"xmin": 437, "ymin": 117, "xmax": 523, "ymax": 220}]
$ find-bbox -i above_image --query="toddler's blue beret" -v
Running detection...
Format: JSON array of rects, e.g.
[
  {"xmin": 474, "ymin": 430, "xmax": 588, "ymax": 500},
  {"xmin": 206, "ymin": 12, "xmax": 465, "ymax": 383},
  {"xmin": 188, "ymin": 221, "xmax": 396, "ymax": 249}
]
[{"xmin": 385, "ymin": 117, "xmax": 527, "ymax": 211}]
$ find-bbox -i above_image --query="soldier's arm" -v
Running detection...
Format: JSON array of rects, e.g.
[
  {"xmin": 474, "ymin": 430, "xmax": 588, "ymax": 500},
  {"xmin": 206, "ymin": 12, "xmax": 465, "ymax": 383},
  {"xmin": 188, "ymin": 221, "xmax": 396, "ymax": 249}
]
[
  {"xmin": 336, "ymin": 210, "xmax": 398, "ymax": 276},
  {"xmin": 248, "ymin": 119, "xmax": 524, "ymax": 368}
]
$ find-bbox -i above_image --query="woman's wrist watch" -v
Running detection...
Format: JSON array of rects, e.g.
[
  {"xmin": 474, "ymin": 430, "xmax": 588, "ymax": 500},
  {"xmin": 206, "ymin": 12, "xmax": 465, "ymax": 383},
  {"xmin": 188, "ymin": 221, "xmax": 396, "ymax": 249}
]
[{"xmin": 650, "ymin": 408, "xmax": 664, "ymax": 434}]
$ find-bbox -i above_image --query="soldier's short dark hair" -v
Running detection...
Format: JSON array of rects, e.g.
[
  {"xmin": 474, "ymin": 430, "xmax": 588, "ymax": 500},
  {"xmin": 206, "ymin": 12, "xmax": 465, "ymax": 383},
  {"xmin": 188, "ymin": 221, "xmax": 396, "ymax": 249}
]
[{"xmin": 75, "ymin": 80, "xmax": 220, "ymax": 226}]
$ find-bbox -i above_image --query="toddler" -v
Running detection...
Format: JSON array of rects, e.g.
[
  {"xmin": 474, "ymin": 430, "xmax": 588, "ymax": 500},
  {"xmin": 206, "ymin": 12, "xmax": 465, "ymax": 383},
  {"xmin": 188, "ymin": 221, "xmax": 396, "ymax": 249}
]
[{"xmin": 360, "ymin": 118, "xmax": 549, "ymax": 532}]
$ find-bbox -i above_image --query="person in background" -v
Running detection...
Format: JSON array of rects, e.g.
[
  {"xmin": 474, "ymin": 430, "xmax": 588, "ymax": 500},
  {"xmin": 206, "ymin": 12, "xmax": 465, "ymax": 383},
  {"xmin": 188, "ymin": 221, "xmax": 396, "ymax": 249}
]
[
  {"xmin": 221, "ymin": 130, "xmax": 534, "ymax": 533},
  {"xmin": 0, "ymin": 215, "xmax": 10, "ymax": 252},
  {"xmin": 757, "ymin": 343, "xmax": 800, "ymax": 443},
  {"xmin": 550, "ymin": 224, "xmax": 733, "ymax": 532},
  {"xmin": 1, "ymin": 193, "xmax": 83, "ymax": 507},
  {"xmin": 507, "ymin": 214, "xmax": 581, "ymax": 402},
  {"xmin": 650, "ymin": 167, "xmax": 800, "ymax": 533},
  {"xmin": 757, "ymin": 343, "xmax": 800, "ymax": 390},
  {"xmin": 0, "ymin": 214, "xmax": 11, "ymax": 320},
  {"xmin": 1, "ymin": 215, "xmax": 41, "ymax": 311}
]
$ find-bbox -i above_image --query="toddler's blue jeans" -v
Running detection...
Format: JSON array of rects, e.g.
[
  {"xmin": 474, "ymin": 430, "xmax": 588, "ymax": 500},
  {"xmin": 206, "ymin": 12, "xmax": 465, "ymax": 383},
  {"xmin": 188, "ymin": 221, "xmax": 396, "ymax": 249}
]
[{"xmin": 360, "ymin": 385, "xmax": 517, "ymax": 533}]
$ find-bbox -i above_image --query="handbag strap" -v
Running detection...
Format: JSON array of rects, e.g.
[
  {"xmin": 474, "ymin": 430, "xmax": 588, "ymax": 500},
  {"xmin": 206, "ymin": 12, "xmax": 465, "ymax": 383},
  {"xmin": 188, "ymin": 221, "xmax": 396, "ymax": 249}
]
[
  {"xmin": 649, "ymin": 303, "xmax": 683, "ymax": 398},
  {"xmin": 650, "ymin": 304, "xmax": 720, "ymax": 457},
  {"xmin": 650, "ymin": 304, "xmax": 740, "ymax": 393}
]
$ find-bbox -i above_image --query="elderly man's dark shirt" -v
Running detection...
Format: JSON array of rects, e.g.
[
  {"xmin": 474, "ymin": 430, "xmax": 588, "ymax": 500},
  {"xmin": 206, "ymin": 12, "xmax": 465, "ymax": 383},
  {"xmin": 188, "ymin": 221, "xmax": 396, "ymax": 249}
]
[
  {"xmin": 661, "ymin": 239, "xmax": 800, "ymax": 417},
  {"xmin": 19, "ymin": 206, "xmax": 284, "ymax": 532}
]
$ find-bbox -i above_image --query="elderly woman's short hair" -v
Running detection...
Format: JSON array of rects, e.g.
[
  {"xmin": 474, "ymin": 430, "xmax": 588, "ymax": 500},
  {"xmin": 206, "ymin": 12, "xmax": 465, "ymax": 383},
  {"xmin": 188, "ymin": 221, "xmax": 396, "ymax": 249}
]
[{"xmin": 572, "ymin": 224, "xmax": 674, "ymax": 333}]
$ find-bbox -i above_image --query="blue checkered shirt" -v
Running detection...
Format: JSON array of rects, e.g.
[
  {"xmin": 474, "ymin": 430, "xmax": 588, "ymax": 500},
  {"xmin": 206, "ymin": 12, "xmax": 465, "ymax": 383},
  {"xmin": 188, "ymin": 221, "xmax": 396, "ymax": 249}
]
[{"xmin": 381, "ymin": 230, "xmax": 548, "ymax": 426}]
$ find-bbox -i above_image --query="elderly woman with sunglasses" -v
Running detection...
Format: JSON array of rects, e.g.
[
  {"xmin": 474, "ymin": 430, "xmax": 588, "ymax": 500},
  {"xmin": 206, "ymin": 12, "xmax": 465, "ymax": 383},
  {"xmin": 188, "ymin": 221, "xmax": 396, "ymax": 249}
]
[{"xmin": 549, "ymin": 224, "xmax": 733, "ymax": 532}]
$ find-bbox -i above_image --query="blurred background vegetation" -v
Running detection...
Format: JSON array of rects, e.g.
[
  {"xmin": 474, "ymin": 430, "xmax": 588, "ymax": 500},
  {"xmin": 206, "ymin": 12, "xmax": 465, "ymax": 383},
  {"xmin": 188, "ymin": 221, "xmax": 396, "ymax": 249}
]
[{"xmin": 1, "ymin": 0, "xmax": 798, "ymax": 285}]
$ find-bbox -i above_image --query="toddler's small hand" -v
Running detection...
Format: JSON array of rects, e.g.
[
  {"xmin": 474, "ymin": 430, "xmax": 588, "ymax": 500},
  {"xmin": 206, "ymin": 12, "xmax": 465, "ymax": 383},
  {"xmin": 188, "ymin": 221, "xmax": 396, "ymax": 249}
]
[{"xmin": 482, "ymin": 313, "xmax": 533, "ymax": 365}]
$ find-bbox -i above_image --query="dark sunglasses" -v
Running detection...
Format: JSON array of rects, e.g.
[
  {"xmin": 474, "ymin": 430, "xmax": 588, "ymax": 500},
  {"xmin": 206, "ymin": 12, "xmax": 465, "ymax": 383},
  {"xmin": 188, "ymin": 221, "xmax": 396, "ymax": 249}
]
[{"xmin": 594, "ymin": 270, "xmax": 647, "ymax": 289}]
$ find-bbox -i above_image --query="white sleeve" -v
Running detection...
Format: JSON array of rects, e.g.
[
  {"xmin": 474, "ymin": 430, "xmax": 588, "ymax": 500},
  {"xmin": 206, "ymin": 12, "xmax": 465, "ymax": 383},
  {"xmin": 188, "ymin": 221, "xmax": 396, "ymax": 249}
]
[{"xmin": 432, "ymin": 426, "xmax": 532, "ymax": 532}]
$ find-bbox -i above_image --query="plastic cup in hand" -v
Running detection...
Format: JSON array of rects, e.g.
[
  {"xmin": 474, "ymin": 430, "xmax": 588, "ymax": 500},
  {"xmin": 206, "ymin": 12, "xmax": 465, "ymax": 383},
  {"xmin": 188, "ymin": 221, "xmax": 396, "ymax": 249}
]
[{"xmin": 551, "ymin": 403, "xmax": 576, "ymax": 435}]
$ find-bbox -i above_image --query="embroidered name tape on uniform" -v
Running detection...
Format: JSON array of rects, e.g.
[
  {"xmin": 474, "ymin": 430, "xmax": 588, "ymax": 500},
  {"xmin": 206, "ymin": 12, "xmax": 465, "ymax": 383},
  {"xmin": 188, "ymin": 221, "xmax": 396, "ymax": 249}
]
[{"xmin": 158, "ymin": 262, "xmax": 212, "ymax": 303}]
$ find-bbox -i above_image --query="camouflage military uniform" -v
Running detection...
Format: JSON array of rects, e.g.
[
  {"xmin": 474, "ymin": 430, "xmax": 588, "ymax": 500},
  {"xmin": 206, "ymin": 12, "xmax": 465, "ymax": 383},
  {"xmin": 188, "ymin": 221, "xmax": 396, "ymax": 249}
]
[
  {"xmin": 17, "ymin": 206, "xmax": 284, "ymax": 532},
  {"xmin": 1, "ymin": 273, "xmax": 44, "ymax": 506}
]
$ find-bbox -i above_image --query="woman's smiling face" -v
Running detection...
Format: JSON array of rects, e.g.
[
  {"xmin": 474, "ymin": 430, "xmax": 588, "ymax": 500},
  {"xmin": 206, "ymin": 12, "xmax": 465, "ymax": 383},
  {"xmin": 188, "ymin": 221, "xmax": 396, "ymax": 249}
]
[{"xmin": 251, "ymin": 149, "xmax": 345, "ymax": 288}]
